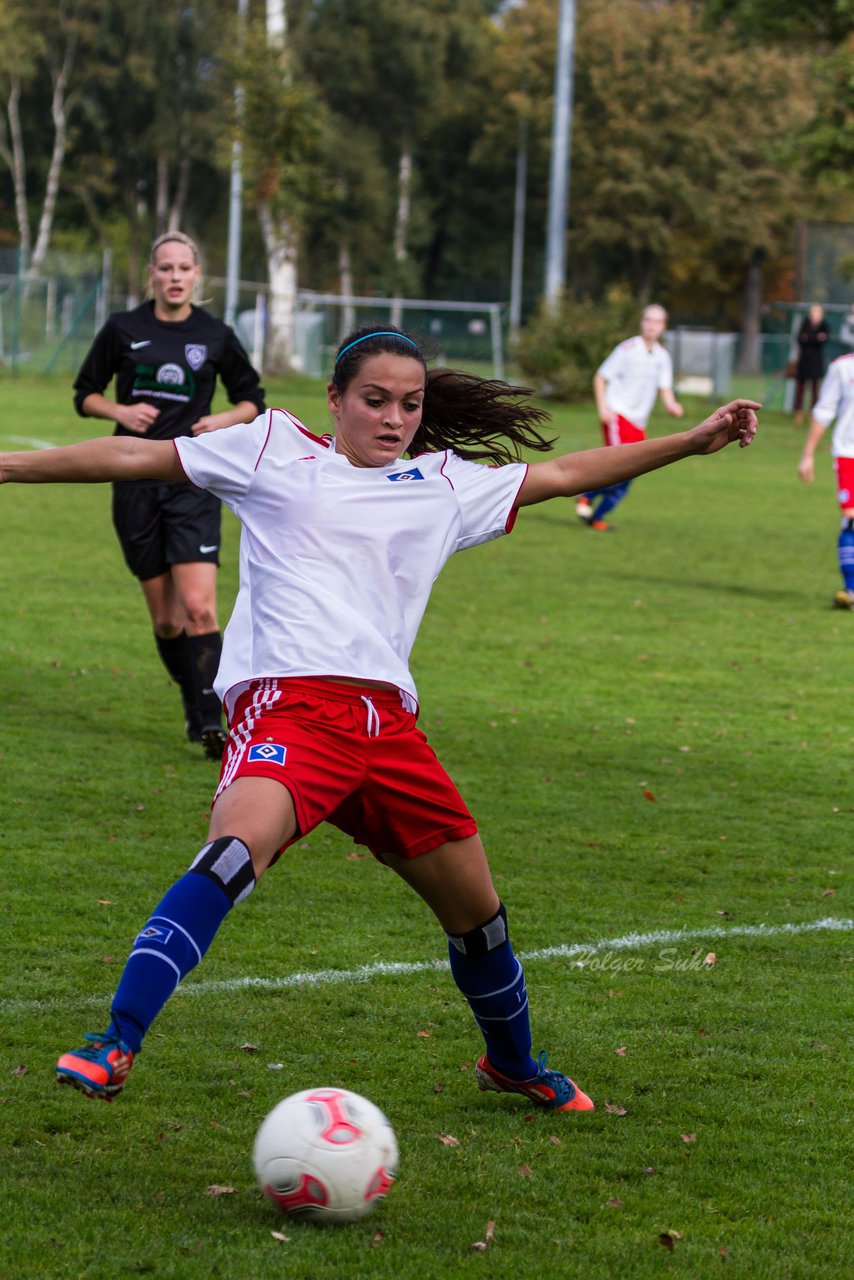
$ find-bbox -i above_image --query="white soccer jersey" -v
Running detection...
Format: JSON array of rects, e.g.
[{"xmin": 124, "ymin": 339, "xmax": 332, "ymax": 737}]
[
  {"xmin": 175, "ymin": 409, "xmax": 527, "ymax": 715},
  {"xmin": 597, "ymin": 336, "xmax": 673, "ymax": 428},
  {"xmin": 812, "ymin": 353, "xmax": 854, "ymax": 457}
]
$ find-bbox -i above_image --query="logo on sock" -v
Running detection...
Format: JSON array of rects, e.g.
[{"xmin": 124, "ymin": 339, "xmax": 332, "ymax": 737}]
[
  {"xmin": 136, "ymin": 924, "xmax": 174, "ymax": 944},
  {"xmin": 248, "ymin": 742, "xmax": 287, "ymax": 765}
]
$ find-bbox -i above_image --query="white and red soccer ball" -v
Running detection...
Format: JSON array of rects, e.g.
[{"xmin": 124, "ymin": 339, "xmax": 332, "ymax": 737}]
[{"xmin": 253, "ymin": 1087, "xmax": 398, "ymax": 1224}]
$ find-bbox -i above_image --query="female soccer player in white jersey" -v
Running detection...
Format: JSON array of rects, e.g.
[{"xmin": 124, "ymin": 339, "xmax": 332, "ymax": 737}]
[
  {"xmin": 798, "ymin": 349, "xmax": 854, "ymax": 609},
  {"xmin": 0, "ymin": 327, "xmax": 759, "ymax": 1112}
]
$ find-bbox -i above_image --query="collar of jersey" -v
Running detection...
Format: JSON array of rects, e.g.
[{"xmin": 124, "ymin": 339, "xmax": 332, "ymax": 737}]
[{"xmin": 329, "ymin": 437, "xmax": 405, "ymax": 470}]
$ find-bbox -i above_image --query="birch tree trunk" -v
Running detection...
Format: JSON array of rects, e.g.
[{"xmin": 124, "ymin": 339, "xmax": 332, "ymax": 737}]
[
  {"xmin": 258, "ymin": 199, "xmax": 297, "ymax": 375},
  {"xmin": 31, "ymin": 50, "xmax": 74, "ymax": 272},
  {"xmin": 259, "ymin": 0, "xmax": 297, "ymax": 374},
  {"xmin": 3, "ymin": 78, "xmax": 31, "ymax": 265},
  {"xmin": 338, "ymin": 241, "xmax": 355, "ymax": 338},
  {"xmin": 391, "ymin": 136, "xmax": 412, "ymax": 329}
]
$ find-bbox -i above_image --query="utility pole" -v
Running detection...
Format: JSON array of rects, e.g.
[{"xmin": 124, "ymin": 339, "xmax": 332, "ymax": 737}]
[{"xmin": 544, "ymin": 0, "xmax": 577, "ymax": 307}]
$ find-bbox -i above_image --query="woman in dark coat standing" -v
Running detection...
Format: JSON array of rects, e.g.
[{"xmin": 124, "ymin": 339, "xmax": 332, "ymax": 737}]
[{"xmin": 793, "ymin": 303, "xmax": 830, "ymax": 426}]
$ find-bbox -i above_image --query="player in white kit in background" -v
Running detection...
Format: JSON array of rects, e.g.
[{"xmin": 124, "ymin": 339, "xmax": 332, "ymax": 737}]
[
  {"xmin": 798, "ymin": 350, "xmax": 854, "ymax": 609},
  {"xmin": 0, "ymin": 327, "xmax": 759, "ymax": 1113},
  {"xmin": 576, "ymin": 304, "xmax": 684, "ymax": 530}
]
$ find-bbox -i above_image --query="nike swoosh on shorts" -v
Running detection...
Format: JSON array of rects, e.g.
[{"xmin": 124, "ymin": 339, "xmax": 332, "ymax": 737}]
[
  {"xmin": 130, "ymin": 340, "xmax": 150, "ymax": 349},
  {"xmin": 199, "ymin": 544, "xmax": 219, "ymax": 553}
]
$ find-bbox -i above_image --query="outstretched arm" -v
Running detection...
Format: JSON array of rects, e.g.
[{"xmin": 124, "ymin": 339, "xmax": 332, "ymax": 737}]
[
  {"xmin": 0, "ymin": 435, "xmax": 184, "ymax": 485},
  {"xmin": 797, "ymin": 419, "xmax": 826, "ymax": 485},
  {"xmin": 515, "ymin": 399, "xmax": 759, "ymax": 508}
]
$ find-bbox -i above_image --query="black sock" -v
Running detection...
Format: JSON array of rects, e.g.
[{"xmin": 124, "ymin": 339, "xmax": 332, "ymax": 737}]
[
  {"xmin": 186, "ymin": 631, "xmax": 224, "ymax": 728},
  {"xmin": 154, "ymin": 631, "xmax": 198, "ymax": 729}
]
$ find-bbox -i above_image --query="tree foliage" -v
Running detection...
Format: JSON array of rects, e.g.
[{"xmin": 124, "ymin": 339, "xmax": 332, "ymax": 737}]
[{"xmin": 0, "ymin": 0, "xmax": 849, "ymax": 337}]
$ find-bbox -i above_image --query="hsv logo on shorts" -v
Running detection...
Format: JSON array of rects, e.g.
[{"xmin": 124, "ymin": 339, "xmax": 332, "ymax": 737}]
[
  {"xmin": 248, "ymin": 742, "xmax": 287, "ymax": 765},
  {"xmin": 387, "ymin": 468, "xmax": 424, "ymax": 482}
]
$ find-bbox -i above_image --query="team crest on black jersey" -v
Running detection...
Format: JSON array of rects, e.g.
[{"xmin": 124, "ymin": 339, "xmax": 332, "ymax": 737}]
[
  {"xmin": 387, "ymin": 467, "xmax": 424, "ymax": 482},
  {"xmin": 185, "ymin": 344, "xmax": 207, "ymax": 371},
  {"xmin": 156, "ymin": 362, "xmax": 185, "ymax": 385}
]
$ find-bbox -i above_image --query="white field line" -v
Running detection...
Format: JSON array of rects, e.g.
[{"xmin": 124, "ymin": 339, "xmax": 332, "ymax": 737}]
[
  {"xmin": 4, "ymin": 916, "xmax": 852, "ymax": 1017},
  {"xmin": 2, "ymin": 434, "xmax": 58, "ymax": 450}
]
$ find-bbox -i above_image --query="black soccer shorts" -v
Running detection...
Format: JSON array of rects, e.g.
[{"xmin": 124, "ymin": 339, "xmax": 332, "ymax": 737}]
[{"xmin": 111, "ymin": 480, "xmax": 222, "ymax": 580}]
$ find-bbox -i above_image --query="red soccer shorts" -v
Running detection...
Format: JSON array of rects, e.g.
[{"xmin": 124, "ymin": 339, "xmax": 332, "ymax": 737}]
[
  {"xmin": 601, "ymin": 413, "xmax": 646, "ymax": 447},
  {"xmin": 214, "ymin": 678, "xmax": 478, "ymax": 861},
  {"xmin": 834, "ymin": 457, "xmax": 854, "ymax": 511}
]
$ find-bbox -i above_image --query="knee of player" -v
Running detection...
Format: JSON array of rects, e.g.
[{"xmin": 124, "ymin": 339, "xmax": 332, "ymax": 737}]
[
  {"xmin": 189, "ymin": 836, "xmax": 257, "ymax": 904},
  {"xmin": 183, "ymin": 600, "xmax": 218, "ymax": 632}
]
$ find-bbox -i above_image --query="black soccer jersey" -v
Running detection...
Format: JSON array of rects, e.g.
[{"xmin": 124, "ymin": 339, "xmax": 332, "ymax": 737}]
[{"xmin": 73, "ymin": 302, "xmax": 265, "ymax": 440}]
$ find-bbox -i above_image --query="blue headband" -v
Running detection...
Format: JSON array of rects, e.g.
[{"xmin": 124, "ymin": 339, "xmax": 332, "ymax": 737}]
[{"xmin": 335, "ymin": 332, "xmax": 420, "ymax": 364}]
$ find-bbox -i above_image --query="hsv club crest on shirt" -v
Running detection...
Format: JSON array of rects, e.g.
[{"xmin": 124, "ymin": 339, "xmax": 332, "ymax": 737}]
[{"xmin": 387, "ymin": 468, "xmax": 424, "ymax": 482}]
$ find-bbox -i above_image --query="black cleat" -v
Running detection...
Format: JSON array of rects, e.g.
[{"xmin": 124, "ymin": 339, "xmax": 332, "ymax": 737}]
[{"xmin": 201, "ymin": 725, "xmax": 228, "ymax": 760}]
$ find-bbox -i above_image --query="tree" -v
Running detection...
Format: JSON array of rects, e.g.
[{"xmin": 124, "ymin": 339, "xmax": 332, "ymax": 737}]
[
  {"xmin": 299, "ymin": 0, "xmax": 503, "ymax": 312},
  {"xmin": 0, "ymin": 0, "xmax": 99, "ymax": 271},
  {"xmin": 231, "ymin": 0, "xmax": 328, "ymax": 372},
  {"xmin": 567, "ymin": 0, "xmax": 813, "ymax": 360}
]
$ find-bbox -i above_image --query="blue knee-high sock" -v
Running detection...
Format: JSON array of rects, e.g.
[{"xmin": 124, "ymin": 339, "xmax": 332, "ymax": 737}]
[
  {"xmin": 839, "ymin": 519, "xmax": 854, "ymax": 591},
  {"xmin": 591, "ymin": 479, "xmax": 631, "ymax": 521},
  {"xmin": 447, "ymin": 906, "xmax": 537, "ymax": 1081},
  {"xmin": 108, "ymin": 871, "xmax": 233, "ymax": 1053}
]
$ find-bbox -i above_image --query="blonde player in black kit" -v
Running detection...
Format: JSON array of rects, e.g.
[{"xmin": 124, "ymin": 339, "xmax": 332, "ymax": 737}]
[{"xmin": 73, "ymin": 232, "xmax": 265, "ymax": 757}]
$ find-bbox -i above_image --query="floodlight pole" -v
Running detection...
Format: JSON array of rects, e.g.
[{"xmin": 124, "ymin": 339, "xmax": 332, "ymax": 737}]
[
  {"xmin": 544, "ymin": 0, "xmax": 577, "ymax": 308},
  {"xmin": 224, "ymin": 0, "xmax": 250, "ymax": 329}
]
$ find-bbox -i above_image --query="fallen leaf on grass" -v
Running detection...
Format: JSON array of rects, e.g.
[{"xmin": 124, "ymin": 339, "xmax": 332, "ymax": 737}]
[
  {"xmin": 681, "ymin": 1133, "xmax": 697, "ymax": 1144},
  {"xmin": 204, "ymin": 1185, "xmax": 236, "ymax": 1197},
  {"xmin": 703, "ymin": 952, "xmax": 717, "ymax": 966},
  {"xmin": 470, "ymin": 1220, "xmax": 495, "ymax": 1252},
  {"xmin": 238, "ymin": 1042, "xmax": 259, "ymax": 1053},
  {"xmin": 658, "ymin": 1230, "xmax": 682, "ymax": 1251},
  {"xmin": 11, "ymin": 1065, "xmax": 26, "ymax": 1078},
  {"xmin": 416, "ymin": 1029, "xmax": 431, "ymax": 1039},
  {"xmin": 605, "ymin": 1197, "xmax": 623, "ymax": 1209},
  {"xmin": 821, "ymin": 888, "xmax": 836, "ymax": 897},
  {"xmin": 518, "ymin": 1163, "xmax": 533, "ymax": 1178},
  {"xmin": 642, "ymin": 790, "xmax": 657, "ymax": 802},
  {"xmin": 604, "ymin": 1103, "xmax": 627, "ymax": 1116},
  {"xmin": 369, "ymin": 1228, "xmax": 385, "ymax": 1248},
  {"xmin": 97, "ymin": 899, "xmax": 114, "ymax": 906},
  {"xmin": 437, "ymin": 1132, "xmax": 460, "ymax": 1147},
  {"xmin": 614, "ymin": 1046, "xmax": 627, "ymax": 1056},
  {"xmin": 270, "ymin": 1230, "xmax": 290, "ymax": 1243}
]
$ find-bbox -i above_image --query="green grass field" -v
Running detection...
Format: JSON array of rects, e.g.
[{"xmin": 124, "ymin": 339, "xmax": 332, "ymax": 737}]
[{"xmin": 0, "ymin": 376, "xmax": 850, "ymax": 1279}]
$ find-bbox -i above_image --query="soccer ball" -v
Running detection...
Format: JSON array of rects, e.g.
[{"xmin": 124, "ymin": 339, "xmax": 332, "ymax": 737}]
[{"xmin": 252, "ymin": 1087, "xmax": 398, "ymax": 1224}]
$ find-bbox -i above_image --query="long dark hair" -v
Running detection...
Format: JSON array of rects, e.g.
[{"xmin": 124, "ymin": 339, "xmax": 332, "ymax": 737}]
[{"xmin": 331, "ymin": 326, "xmax": 555, "ymax": 465}]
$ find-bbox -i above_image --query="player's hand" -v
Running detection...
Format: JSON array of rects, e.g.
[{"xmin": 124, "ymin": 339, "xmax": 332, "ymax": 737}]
[
  {"xmin": 120, "ymin": 403, "xmax": 160, "ymax": 434},
  {"xmin": 797, "ymin": 455, "xmax": 814, "ymax": 484},
  {"xmin": 689, "ymin": 399, "xmax": 759, "ymax": 454},
  {"xmin": 192, "ymin": 414, "xmax": 230, "ymax": 436},
  {"xmin": 668, "ymin": 402, "xmax": 685, "ymax": 419}
]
